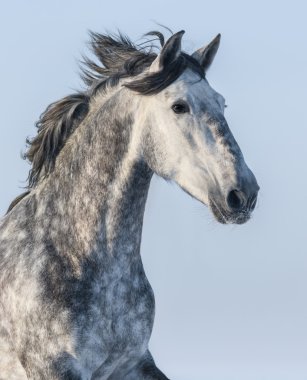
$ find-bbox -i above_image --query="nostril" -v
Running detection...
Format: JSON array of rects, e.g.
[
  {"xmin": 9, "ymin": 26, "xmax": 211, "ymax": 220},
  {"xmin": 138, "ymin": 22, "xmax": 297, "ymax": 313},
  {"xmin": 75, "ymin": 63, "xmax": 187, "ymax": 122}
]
[{"xmin": 227, "ymin": 190, "xmax": 245, "ymax": 211}]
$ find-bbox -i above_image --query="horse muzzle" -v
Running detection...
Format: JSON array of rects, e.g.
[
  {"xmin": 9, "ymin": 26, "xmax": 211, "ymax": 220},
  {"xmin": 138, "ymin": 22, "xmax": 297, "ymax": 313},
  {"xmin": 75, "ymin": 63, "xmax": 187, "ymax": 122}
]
[{"xmin": 209, "ymin": 182, "xmax": 259, "ymax": 225}]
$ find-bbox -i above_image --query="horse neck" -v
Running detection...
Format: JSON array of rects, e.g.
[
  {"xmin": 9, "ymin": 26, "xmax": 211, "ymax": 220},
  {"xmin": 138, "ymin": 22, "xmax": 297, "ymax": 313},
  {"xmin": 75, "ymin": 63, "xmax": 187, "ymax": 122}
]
[{"xmin": 38, "ymin": 88, "xmax": 152, "ymax": 265}]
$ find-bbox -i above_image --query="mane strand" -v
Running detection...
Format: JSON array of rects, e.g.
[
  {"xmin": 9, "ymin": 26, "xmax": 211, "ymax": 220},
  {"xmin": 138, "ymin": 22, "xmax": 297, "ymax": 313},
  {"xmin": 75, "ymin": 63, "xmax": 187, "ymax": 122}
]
[
  {"xmin": 24, "ymin": 94, "xmax": 89, "ymax": 188},
  {"xmin": 81, "ymin": 31, "xmax": 157, "ymax": 89}
]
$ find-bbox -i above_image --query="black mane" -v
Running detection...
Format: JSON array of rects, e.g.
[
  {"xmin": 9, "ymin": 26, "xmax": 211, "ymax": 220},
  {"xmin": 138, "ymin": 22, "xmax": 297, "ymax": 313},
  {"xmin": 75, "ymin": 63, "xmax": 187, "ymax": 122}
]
[{"xmin": 22, "ymin": 30, "xmax": 203, "ymax": 191}]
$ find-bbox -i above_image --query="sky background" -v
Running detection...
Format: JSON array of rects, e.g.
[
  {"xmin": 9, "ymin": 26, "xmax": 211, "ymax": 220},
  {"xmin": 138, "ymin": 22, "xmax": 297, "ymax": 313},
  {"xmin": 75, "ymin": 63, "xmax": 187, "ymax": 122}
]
[{"xmin": 1, "ymin": 1, "xmax": 307, "ymax": 379}]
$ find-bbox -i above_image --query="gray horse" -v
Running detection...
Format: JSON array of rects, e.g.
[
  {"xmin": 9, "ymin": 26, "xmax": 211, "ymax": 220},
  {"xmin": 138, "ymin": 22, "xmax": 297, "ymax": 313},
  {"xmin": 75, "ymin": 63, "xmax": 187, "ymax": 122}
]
[{"xmin": 0, "ymin": 30, "xmax": 259, "ymax": 379}]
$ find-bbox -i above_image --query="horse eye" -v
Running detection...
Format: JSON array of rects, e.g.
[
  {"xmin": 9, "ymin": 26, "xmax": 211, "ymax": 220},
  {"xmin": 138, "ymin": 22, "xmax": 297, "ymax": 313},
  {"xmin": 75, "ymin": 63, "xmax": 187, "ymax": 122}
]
[{"xmin": 172, "ymin": 102, "xmax": 189, "ymax": 114}]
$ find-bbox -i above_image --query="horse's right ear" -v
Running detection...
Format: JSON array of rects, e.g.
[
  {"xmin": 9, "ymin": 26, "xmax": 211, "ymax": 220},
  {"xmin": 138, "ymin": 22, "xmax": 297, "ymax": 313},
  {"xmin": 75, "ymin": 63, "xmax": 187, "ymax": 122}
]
[
  {"xmin": 192, "ymin": 34, "xmax": 221, "ymax": 72},
  {"xmin": 149, "ymin": 31, "xmax": 185, "ymax": 73}
]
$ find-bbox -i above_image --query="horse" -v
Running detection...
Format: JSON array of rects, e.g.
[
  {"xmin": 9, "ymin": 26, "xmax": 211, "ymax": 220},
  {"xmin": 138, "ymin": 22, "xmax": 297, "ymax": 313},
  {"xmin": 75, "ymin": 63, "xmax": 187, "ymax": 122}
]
[{"xmin": 0, "ymin": 29, "xmax": 259, "ymax": 379}]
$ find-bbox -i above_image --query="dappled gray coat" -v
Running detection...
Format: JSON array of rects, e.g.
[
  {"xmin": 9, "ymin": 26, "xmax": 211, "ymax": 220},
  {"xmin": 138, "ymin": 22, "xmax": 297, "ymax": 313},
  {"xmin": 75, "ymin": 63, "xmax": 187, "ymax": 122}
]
[{"xmin": 0, "ymin": 29, "xmax": 258, "ymax": 379}]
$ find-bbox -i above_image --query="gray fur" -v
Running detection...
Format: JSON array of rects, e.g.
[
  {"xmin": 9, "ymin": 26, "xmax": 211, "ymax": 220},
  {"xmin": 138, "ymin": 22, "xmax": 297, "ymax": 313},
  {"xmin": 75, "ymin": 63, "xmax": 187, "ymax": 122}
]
[
  {"xmin": 0, "ymin": 30, "xmax": 259, "ymax": 379},
  {"xmin": 1, "ymin": 89, "xmax": 157, "ymax": 379}
]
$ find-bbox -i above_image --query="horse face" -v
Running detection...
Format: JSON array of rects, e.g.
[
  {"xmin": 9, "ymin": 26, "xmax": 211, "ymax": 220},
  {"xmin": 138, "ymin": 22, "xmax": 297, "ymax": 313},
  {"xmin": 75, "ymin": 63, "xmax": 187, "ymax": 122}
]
[{"xmin": 141, "ymin": 33, "xmax": 259, "ymax": 224}]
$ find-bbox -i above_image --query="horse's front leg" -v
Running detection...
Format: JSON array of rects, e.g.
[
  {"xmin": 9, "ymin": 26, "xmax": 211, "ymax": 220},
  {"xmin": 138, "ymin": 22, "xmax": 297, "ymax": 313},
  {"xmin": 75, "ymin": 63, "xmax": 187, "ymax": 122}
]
[
  {"xmin": 20, "ymin": 348, "xmax": 91, "ymax": 380},
  {"xmin": 119, "ymin": 351, "xmax": 170, "ymax": 380}
]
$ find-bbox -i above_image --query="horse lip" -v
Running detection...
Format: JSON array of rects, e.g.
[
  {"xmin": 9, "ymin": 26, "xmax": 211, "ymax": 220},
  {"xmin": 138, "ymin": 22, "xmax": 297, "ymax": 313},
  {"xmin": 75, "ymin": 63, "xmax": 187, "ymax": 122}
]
[
  {"xmin": 209, "ymin": 197, "xmax": 251, "ymax": 225},
  {"xmin": 209, "ymin": 198, "xmax": 227, "ymax": 224}
]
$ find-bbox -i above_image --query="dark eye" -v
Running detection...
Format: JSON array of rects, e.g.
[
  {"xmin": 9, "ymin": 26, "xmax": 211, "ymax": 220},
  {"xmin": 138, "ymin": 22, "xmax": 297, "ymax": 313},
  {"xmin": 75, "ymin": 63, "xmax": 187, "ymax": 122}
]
[{"xmin": 171, "ymin": 101, "xmax": 190, "ymax": 114}]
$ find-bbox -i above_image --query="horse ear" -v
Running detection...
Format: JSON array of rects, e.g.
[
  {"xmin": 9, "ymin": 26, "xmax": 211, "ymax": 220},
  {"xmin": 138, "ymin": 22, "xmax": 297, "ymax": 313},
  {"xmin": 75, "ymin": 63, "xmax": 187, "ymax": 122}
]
[
  {"xmin": 192, "ymin": 34, "xmax": 221, "ymax": 72},
  {"xmin": 149, "ymin": 30, "xmax": 185, "ymax": 73}
]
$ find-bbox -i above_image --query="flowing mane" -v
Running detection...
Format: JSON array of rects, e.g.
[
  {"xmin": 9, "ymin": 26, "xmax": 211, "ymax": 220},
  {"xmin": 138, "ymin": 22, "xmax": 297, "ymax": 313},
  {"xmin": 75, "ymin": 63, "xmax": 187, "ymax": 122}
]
[{"xmin": 23, "ymin": 30, "xmax": 203, "ymax": 190}]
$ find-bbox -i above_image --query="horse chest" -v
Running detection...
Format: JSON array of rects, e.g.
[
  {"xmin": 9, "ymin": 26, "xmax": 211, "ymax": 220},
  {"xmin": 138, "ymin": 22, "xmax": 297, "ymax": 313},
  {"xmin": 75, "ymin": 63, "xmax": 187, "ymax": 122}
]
[{"xmin": 77, "ymin": 263, "xmax": 155, "ymax": 373}]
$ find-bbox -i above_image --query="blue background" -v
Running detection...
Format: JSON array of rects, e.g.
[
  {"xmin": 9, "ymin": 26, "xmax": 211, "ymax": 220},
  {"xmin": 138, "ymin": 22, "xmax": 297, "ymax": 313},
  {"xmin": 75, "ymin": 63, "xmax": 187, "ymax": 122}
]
[{"xmin": 1, "ymin": 1, "xmax": 306, "ymax": 379}]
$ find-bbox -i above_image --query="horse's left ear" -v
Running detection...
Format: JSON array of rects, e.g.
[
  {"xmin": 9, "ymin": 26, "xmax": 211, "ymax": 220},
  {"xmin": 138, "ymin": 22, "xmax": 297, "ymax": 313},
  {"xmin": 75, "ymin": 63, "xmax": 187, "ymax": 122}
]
[
  {"xmin": 149, "ymin": 30, "xmax": 185, "ymax": 73},
  {"xmin": 192, "ymin": 34, "xmax": 221, "ymax": 72}
]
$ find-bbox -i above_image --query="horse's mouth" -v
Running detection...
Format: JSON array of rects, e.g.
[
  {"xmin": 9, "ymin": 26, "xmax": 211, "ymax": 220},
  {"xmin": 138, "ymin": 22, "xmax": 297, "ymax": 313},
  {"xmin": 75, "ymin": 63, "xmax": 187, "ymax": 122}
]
[{"xmin": 209, "ymin": 197, "xmax": 251, "ymax": 225}]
